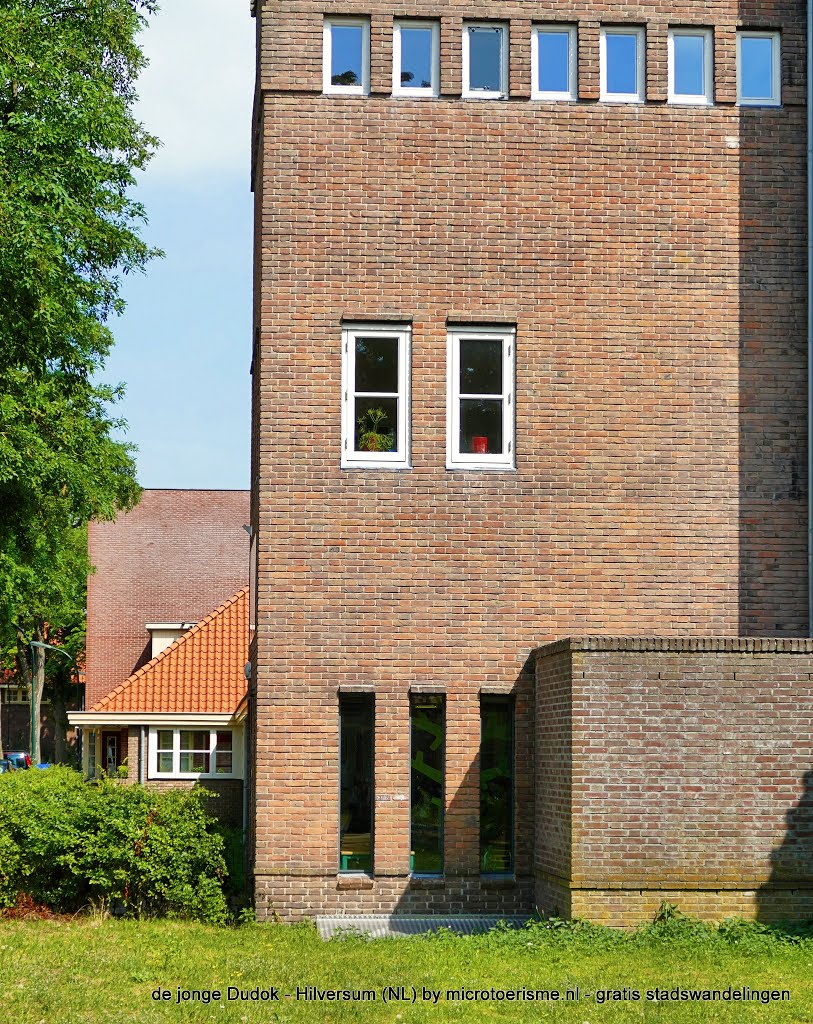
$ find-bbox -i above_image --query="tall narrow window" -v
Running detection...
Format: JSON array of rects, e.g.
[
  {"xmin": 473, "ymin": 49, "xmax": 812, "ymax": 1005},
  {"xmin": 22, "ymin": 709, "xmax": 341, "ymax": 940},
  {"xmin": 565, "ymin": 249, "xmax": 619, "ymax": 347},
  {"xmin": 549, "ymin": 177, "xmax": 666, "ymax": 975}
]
[
  {"xmin": 480, "ymin": 698, "xmax": 514, "ymax": 875},
  {"xmin": 410, "ymin": 694, "xmax": 444, "ymax": 874},
  {"xmin": 339, "ymin": 694, "xmax": 374, "ymax": 873},
  {"xmin": 393, "ymin": 20, "xmax": 439, "ymax": 96},
  {"xmin": 668, "ymin": 28, "xmax": 713, "ymax": 105},
  {"xmin": 532, "ymin": 25, "xmax": 577, "ymax": 100},
  {"xmin": 447, "ymin": 326, "xmax": 515, "ymax": 470},
  {"xmin": 737, "ymin": 31, "xmax": 781, "ymax": 106},
  {"xmin": 463, "ymin": 23, "xmax": 508, "ymax": 98},
  {"xmin": 600, "ymin": 26, "xmax": 645, "ymax": 102},
  {"xmin": 342, "ymin": 323, "xmax": 410, "ymax": 468},
  {"xmin": 323, "ymin": 17, "xmax": 370, "ymax": 95}
]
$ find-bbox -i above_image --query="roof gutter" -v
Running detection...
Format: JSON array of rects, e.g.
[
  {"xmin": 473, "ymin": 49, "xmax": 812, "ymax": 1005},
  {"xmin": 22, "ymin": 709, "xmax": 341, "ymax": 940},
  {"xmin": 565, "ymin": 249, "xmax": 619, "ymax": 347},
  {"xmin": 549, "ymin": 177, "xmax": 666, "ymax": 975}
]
[{"xmin": 67, "ymin": 712, "xmax": 238, "ymax": 727}]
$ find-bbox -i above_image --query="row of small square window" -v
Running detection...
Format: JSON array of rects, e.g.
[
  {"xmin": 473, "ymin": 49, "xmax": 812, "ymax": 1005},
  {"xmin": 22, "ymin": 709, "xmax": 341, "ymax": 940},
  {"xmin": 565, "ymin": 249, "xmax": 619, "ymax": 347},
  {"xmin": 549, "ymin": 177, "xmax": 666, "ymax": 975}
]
[
  {"xmin": 342, "ymin": 323, "xmax": 514, "ymax": 471},
  {"xmin": 325, "ymin": 19, "xmax": 782, "ymax": 106}
]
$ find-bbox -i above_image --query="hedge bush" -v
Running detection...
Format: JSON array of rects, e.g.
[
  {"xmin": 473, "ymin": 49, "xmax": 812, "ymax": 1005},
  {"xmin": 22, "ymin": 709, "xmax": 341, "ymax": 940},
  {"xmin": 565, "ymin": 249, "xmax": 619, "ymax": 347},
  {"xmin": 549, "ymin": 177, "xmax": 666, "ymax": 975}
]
[{"xmin": 0, "ymin": 765, "xmax": 229, "ymax": 923}]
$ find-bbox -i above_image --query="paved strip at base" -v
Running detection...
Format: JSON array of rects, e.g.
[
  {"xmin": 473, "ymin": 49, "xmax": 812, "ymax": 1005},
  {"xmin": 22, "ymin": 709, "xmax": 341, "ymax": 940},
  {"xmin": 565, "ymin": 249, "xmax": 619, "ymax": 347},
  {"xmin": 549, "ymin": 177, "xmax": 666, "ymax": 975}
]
[{"xmin": 316, "ymin": 915, "xmax": 532, "ymax": 940}]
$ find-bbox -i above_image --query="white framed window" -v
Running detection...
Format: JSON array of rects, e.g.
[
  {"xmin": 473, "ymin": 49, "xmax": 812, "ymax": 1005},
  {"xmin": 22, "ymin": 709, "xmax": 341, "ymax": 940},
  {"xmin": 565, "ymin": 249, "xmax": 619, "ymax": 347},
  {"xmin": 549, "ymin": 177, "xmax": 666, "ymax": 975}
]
[
  {"xmin": 342, "ymin": 323, "xmax": 410, "ymax": 469},
  {"xmin": 600, "ymin": 26, "xmax": 645, "ymax": 102},
  {"xmin": 737, "ymin": 30, "xmax": 781, "ymax": 106},
  {"xmin": 446, "ymin": 326, "xmax": 515, "ymax": 470},
  {"xmin": 148, "ymin": 728, "xmax": 240, "ymax": 780},
  {"xmin": 323, "ymin": 17, "xmax": 370, "ymax": 95},
  {"xmin": 463, "ymin": 22, "xmax": 508, "ymax": 99},
  {"xmin": 393, "ymin": 20, "xmax": 439, "ymax": 97},
  {"xmin": 668, "ymin": 28, "xmax": 713, "ymax": 104},
  {"xmin": 532, "ymin": 24, "xmax": 577, "ymax": 100}
]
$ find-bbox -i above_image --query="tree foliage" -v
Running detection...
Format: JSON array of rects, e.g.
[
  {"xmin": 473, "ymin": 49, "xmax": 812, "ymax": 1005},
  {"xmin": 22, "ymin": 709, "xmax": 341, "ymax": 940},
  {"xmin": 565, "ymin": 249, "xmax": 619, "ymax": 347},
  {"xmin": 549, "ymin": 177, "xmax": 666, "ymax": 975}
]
[{"xmin": 0, "ymin": 0, "xmax": 161, "ymax": 717}]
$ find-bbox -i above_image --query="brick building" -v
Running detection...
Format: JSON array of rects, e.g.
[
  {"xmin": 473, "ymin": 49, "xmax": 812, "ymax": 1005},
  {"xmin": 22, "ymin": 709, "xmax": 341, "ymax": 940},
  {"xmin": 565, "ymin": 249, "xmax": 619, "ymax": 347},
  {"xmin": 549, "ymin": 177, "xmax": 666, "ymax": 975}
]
[
  {"xmin": 248, "ymin": 0, "xmax": 812, "ymax": 923},
  {"xmin": 70, "ymin": 489, "xmax": 250, "ymax": 826}
]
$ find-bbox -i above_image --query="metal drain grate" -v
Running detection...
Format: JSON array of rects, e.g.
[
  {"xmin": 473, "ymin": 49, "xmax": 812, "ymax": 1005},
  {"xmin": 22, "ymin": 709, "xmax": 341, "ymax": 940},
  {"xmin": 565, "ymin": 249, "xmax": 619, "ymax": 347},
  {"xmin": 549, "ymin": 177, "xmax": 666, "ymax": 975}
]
[{"xmin": 316, "ymin": 914, "xmax": 532, "ymax": 940}]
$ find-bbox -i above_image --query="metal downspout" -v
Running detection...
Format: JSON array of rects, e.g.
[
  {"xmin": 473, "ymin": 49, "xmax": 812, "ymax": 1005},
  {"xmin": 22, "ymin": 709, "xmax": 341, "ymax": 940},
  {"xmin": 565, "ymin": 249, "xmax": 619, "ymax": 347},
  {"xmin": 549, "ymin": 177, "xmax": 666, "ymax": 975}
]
[{"xmin": 808, "ymin": 0, "xmax": 813, "ymax": 633}]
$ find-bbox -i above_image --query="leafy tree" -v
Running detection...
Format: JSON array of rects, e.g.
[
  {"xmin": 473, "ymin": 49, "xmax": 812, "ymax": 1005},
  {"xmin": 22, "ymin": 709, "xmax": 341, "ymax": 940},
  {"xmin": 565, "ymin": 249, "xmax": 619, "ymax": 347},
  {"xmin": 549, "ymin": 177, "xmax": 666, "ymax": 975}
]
[{"xmin": 0, "ymin": 0, "xmax": 162, "ymax": 752}]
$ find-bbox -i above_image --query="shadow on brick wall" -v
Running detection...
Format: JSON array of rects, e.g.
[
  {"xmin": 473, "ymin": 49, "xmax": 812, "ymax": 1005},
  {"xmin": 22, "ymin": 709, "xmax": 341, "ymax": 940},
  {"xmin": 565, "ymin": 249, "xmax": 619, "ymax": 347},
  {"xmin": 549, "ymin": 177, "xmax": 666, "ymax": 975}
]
[
  {"xmin": 737, "ymin": 93, "xmax": 807, "ymax": 636},
  {"xmin": 757, "ymin": 769, "xmax": 813, "ymax": 924}
]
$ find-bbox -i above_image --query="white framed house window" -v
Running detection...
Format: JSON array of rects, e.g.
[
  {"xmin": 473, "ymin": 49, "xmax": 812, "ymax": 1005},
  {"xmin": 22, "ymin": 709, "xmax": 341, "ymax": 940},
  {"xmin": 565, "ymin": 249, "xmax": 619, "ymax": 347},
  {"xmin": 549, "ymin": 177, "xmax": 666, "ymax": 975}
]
[
  {"xmin": 393, "ymin": 20, "xmax": 439, "ymax": 96},
  {"xmin": 600, "ymin": 26, "xmax": 645, "ymax": 102},
  {"xmin": 446, "ymin": 326, "xmax": 515, "ymax": 470},
  {"xmin": 668, "ymin": 28, "xmax": 713, "ymax": 104},
  {"xmin": 737, "ymin": 30, "xmax": 781, "ymax": 106},
  {"xmin": 532, "ymin": 24, "xmax": 577, "ymax": 100},
  {"xmin": 463, "ymin": 22, "xmax": 508, "ymax": 99},
  {"xmin": 323, "ymin": 17, "xmax": 370, "ymax": 95},
  {"xmin": 342, "ymin": 323, "xmax": 410, "ymax": 469},
  {"xmin": 148, "ymin": 728, "xmax": 240, "ymax": 780}
]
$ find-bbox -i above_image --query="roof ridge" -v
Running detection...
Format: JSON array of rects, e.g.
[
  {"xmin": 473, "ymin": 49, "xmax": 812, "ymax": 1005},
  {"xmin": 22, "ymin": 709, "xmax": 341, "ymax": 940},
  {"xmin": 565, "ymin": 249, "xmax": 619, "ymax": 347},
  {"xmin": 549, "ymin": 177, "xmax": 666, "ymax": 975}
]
[{"xmin": 91, "ymin": 585, "xmax": 249, "ymax": 712}]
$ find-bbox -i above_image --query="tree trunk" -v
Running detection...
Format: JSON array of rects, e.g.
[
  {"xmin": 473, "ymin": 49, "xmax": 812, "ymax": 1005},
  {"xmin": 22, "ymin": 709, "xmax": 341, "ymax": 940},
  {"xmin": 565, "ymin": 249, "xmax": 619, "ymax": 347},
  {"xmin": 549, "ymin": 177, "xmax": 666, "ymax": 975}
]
[
  {"xmin": 15, "ymin": 622, "xmax": 46, "ymax": 764},
  {"xmin": 50, "ymin": 678, "xmax": 71, "ymax": 765}
]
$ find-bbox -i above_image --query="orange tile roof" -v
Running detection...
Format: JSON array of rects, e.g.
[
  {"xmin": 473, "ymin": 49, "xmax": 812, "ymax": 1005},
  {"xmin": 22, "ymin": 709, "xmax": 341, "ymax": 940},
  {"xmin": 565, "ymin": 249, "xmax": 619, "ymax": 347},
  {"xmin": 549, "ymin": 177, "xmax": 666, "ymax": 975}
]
[{"xmin": 91, "ymin": 587, "xmax": 248, "ymax": 714}]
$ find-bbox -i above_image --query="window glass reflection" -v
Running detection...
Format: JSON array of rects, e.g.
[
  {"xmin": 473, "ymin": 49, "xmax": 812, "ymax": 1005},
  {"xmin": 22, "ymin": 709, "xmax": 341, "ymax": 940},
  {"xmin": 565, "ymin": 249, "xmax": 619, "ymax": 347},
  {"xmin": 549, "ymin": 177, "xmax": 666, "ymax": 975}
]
[{"xmin": 410, "ymin": 695, "xmax": 444, "ymax": 874}]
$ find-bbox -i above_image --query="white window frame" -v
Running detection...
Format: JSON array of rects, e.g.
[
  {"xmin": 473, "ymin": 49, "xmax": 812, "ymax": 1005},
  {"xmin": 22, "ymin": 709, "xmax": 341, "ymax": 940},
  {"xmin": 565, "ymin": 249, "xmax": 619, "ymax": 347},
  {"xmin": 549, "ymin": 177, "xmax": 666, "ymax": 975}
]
[
  {"xmin": 600, "ymin": 26, "xmax": 646, "ymax": 103},
  {"xmin": 668, "ymin": 28, "xmax": 713, "ymax": 105},
  {"xmin": 736, "ymin": 30, "xmax": 781, "ymax": 107},
  {"xmin": 148, "ymin": 727, "xmax": 241, "ymax": 780},
  {"xmin": 393, "ymin": 19, "xmax": 440, "ymax": 97},
  {"xmin": 341, "ymin": 323, "xmax": 411, "ymax": 470},
  {"xmin": 462, "ymin": 22, "xmax": 508, "ymax": 99},
  {"xmin": 446, "ymin": 326, "xmax": 515, "ymax": 471},
  {"xmin": 532, "ymin": 24, "xmax": 577, "ymax": 101},
  {"xmin": 323, "ymin": 17, "xmax": 370, "ymax": 96}
]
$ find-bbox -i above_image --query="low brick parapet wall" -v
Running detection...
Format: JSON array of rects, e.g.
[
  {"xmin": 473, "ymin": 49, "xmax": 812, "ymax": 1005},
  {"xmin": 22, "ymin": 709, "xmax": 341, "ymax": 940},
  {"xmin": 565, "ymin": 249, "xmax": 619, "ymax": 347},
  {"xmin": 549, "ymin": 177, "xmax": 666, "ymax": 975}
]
[{"xmin": 534, "ymin": 638, "xmax": 813, "ymax": 926}]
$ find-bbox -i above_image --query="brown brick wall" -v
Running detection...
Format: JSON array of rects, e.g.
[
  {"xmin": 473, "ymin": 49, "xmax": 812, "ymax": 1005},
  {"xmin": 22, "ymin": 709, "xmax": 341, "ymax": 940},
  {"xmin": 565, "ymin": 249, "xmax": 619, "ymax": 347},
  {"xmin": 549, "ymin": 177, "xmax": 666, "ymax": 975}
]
[
  {"xmin": 534, "ymin": 639, "xmax": 813, "ymax": 924},
  {"xmin": 86, "ymin": 490, "xmax": 249, "ymax": 709},
  {"xmin": 116, "ymin": 727, "xmax": 244, "ymax": 828},
  {"xmin": 252, "ymin": 0, "xmax": 808, "ymax": 917}
]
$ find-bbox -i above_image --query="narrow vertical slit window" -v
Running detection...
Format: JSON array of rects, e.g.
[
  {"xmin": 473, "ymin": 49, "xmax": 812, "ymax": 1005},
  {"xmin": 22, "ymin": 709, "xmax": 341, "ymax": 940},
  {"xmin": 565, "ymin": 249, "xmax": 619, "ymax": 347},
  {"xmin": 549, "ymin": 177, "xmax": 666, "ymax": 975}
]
[
  {"xmin": 600, "ymin": 26, "xmax": 645, "ymax": 102},
  {"xmin": 447, "ymin": 326, "xmax": 515, "ymax": 470},
  {"xmin": 737, "ymin": 31, "xmax": 781, "ymax": 106},
  {"xmin": 532, "ymin": 25, "xmax": 577, "ymax": 100},
  {"xmin": 410, "ymin": 694, "xmax": 444, "ymax": 874},
  {"xmin": 323, "ymin": 17, "xmax": 370, "ymax": 95},
  {"xmin": 393, "ymin": 20, "xmax": 439, "ymax": 96},
  {"xmin": 480, "ymin": 697, "xmax": 514, "ymax": 875},
  {"xmin": 463, "ymin": 23, "xmax": 508, "ymax": 98},
  {"xmin": 668, "ymin": 29, "xmax": 713, "ymax": 104},
  {"xmin": 342, "ymin": 323, "xmax": 410, "ymax": 468},
  {"xmin": 339, "ymin": 694, "xmax": 374, "ymax": 873}
]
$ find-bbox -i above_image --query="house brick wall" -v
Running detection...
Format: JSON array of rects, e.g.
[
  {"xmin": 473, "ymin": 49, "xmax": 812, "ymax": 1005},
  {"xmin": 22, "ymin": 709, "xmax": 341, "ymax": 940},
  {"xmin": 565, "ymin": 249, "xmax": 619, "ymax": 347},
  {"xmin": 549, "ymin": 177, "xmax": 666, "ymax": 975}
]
[
  {"xmin": 86, "ymin": 490, "xmax": 249, "ymax": 709},
  {"xmin": 535, "ymin": 639, "xmax": 813, "ymax": 925},
  {"xmin": 251, "ymin": 0, "xmax": 808, "ymax": 918},
  {"xmin": 122, "ymin": 726, "xmax": 244, "ymax": 828}
]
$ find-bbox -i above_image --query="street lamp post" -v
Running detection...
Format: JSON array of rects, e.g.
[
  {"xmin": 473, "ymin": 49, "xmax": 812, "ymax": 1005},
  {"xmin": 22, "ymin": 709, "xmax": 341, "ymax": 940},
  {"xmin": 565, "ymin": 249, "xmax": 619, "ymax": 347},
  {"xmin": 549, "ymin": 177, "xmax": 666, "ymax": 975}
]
[{"xmin": 28, "ymin": 640, "xmax": 73, "ymax": 765}]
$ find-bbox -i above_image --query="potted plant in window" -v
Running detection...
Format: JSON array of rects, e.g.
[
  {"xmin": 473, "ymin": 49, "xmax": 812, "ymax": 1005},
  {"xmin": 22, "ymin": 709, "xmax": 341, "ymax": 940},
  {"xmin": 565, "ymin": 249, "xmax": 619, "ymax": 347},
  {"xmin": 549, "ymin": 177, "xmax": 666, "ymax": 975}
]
[{"xmin": 356, "ymin": 407, "xmax": 395, "ymax": 452}]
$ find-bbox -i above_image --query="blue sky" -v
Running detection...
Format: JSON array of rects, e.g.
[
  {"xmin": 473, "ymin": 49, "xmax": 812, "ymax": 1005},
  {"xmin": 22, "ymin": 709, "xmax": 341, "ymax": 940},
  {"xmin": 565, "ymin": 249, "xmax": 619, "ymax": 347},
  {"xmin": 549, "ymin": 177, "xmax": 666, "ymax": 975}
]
[{"xmin": 103, "ymin": 0, "xmax": 255, "ymax": 489}]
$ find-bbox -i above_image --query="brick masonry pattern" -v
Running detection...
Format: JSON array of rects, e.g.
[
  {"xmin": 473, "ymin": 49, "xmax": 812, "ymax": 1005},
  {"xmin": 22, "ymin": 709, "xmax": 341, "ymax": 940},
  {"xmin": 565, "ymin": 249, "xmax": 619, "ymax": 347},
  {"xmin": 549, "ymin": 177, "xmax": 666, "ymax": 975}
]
[
  {"xmin": 535, "ymin": 640, "xmax": 813, "ymax": 925},
  {"xmin": 251, "ymin": 0, "xmax": 808, "ymax": 920}
]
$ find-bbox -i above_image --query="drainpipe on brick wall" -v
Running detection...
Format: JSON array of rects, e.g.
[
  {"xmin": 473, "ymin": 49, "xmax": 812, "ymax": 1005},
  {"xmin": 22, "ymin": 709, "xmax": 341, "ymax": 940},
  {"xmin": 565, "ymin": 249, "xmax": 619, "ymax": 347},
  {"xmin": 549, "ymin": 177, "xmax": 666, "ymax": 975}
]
[
  {"xmin": 808, "ymin": 0, "xmax": 813, "ymax": 633},
  {"xmin": 138, "ymin": 726, "xmax": 145, "ymax": 784}
]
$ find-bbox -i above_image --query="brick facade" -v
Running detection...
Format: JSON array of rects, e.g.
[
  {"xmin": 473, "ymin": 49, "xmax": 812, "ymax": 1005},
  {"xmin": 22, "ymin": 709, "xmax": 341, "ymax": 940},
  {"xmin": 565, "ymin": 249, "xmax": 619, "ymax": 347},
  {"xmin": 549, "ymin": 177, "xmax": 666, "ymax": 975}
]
[
  {"xmin": 535, "ymin": 638, "xmax": 813, "ymax": 925},
  {"xmin": 250, "ymin": 0, "xmax": 809, "ymax": 921}
]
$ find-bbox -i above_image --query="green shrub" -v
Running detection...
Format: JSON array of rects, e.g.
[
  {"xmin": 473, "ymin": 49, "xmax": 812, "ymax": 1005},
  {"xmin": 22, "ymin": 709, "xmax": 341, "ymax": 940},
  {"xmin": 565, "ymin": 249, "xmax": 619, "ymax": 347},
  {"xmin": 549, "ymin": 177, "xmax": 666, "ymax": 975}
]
[{"xmin": 0, "ymin": 766, "xmax": 229, "ymax": 923}]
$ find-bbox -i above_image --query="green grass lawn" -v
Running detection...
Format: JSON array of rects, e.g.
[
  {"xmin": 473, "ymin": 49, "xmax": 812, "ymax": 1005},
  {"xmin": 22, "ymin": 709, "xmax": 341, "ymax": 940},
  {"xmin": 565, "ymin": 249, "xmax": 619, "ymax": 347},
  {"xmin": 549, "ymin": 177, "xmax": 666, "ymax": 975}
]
[{"xmin": 2, "ymin": 915, "xmax": 813, "ymax": 1023}]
